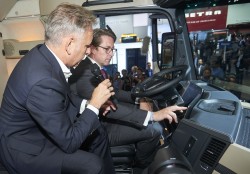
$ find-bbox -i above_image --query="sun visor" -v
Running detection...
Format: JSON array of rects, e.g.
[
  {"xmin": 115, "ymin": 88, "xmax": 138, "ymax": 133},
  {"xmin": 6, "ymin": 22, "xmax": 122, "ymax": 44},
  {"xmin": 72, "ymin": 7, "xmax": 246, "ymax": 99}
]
[
  {"xmin": 0, "ymin": 0, "xmax": 17, "ymax": 21},
  {"xmin": 40, "ymin": 0, "xmax": 83, "ymax": 16},
  {"xmin": 152, "ymin": 0, "xmax": 185, "ymax": 8},
  {"xmin": 40, "ymin": 0, "xmax": 154, "ymax": 14}
]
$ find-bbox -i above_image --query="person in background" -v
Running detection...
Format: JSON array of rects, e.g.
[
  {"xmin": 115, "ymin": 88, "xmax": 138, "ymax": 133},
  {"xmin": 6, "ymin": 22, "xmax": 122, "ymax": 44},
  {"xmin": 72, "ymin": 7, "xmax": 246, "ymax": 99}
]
[
  {"xmin": 120, "ymin": 69, "xmax": 132, "ymax": 91},
  {"xmin": 0, "ymin": 4, "xmax": 115, "ymax": 174},
  {"xmin": 226, "ymin": 74, "xmax": 241, "ymax": 99},
  {"xmin": 145, "ymin": 62, "xmax": 153, "ymax": 77},
  {"xmin": 211, "ymin": 60, "xmax": 225, "ymax": 80},
  {"xmin": 112, "ymin": 71, "xmax": 122, "ymax": 90},
  {"xmin": 201, "ymin": 66, "xmax": 213, "ymax": 83},
  {"xmin": 136, "ymin": 67, "xmax": 147, "ymax": 84},
  {"xmin": 69, "ymin": 28, "xmax": 187, "ymax": 170},
  {"xmin": 196, "ymin": 58, "xmax": 205, "ymax": 79},
  {"xmin": 131, "ymin": 65, "xmax": 138, "ymax": 77},
  {"xmin": 131, "ymin": 66, "xmax": 146, "ymax": 87},
  {"xmin": 239, "ymin": 35, "xmax": 246, "ymax": 48},
  {"xmin": 193, "ymin": 51, "xmax": 199, "ymax": 69},
  {"xmin": 234, "ymin": 48, "xmax": 245, "ymax": 84},
  {"xmin": 130, "ymin": 65, "xmax": 139, "ymax": 87}
]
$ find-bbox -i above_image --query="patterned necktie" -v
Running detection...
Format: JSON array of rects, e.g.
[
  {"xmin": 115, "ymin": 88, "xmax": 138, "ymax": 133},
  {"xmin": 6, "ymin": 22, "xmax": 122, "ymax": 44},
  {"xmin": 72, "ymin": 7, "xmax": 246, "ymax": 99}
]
[{"xmin": 100, "ymin": 69, "xmax": 107, "ymax": 79}]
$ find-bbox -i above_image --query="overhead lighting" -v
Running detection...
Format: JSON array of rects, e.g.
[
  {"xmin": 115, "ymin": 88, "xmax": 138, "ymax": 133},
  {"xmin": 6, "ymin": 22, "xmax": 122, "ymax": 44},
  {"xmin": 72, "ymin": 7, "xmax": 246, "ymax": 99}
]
[
  {"xmin": 82, "ymin": 0, "xmax": 133, "ymax": 7},
  {"xmin": 4, "ymin": 14, "xmax": 40, "ymax": 20}
]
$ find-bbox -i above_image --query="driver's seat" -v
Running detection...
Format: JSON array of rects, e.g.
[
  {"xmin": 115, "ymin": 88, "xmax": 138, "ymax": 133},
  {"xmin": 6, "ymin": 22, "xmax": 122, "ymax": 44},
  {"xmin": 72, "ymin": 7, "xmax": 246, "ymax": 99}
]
[
  {"xmin": 0, "ymin": 146, "xmax": 136, "ymax": 174},
  {"xmin": 111, "ymin": 144, "xmax": 136, "ymax": 173},
  {"xmin": 0, "ymin": 162, "xmax": 8, "ymax": 174}
]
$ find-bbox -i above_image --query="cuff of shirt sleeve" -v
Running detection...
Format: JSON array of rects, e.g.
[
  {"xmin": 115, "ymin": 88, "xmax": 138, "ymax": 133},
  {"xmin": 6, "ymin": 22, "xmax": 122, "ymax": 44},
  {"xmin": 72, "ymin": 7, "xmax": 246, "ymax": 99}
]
[
  {"xmin": 80, "ymin": 99, "xmax": 99, "ymax": 116},
  {"xmin": 80, "ymin": 99, "xmax": 88, "ymax": 114},
  {"xmin": 87, "ymin": 104, "xmax": 99, "ymax": 115},
  {"xmin": 143, "ymin": 111, "xmax": 153, "ymax": 126}
]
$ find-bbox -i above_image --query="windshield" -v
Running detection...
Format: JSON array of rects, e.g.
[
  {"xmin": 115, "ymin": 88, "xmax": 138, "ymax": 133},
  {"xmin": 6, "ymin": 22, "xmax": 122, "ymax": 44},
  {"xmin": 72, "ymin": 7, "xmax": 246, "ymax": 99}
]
[{"xmin": 185, "ymin": 2, "xmax": 250, "ymax": 102}]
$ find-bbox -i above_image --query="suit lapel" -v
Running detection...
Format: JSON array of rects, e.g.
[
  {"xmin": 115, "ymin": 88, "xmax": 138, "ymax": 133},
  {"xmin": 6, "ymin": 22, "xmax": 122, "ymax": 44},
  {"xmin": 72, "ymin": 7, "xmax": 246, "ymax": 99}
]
[
  {"xmin": 38, "ymin": 44, "xmax": 80, "ymax": 119},
  {"xmin": 38, "ymin": 45, "xmax": 70, "ymax": 91}
]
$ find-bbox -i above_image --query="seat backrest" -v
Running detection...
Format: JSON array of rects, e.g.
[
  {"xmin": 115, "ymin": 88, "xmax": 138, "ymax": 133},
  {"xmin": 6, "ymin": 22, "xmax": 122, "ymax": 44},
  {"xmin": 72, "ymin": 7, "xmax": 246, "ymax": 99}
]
[
  {"xmin": 111, "ymin": 144, "xmax": 136, "ymax": 166},
  {"xmin": 0, "ymin": 33, "xmax": 9, "ymax": 105},
  {"xmin": 0, "ymin": 161, "xmax": 8, "ymax": 173}
]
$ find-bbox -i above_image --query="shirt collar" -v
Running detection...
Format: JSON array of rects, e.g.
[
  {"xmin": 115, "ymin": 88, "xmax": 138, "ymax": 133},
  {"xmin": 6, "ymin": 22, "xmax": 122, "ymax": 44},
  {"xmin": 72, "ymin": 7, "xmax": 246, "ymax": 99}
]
[
  {"xmin": 45, "ymin": 45, "xmax": 71, "ymax": 81},
  {"xmin": 87, "ymin": 56, "xmax": 102, "ymax": 69}
]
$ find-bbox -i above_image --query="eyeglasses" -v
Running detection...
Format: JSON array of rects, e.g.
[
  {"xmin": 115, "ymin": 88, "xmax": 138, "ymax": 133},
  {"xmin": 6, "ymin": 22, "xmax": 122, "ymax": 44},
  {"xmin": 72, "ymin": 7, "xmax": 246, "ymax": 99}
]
[{"xmin": 97, "ymin": 45, "xmax": 117, "ymax": 54}]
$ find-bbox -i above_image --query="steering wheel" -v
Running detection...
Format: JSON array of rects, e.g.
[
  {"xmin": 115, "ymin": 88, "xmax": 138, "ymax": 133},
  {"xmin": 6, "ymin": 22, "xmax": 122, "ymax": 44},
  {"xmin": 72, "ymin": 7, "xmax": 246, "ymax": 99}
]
[{"xmin": 131, "ymin": 65, "xmax": 188, "ymax": 98}]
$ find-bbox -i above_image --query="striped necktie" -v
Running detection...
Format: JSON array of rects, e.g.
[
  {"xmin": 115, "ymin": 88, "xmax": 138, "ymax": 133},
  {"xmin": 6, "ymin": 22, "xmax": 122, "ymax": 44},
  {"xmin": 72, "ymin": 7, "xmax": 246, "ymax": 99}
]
[{"xmin": 100, "ymin": 69, "xmax": 107, "ymax": 79}]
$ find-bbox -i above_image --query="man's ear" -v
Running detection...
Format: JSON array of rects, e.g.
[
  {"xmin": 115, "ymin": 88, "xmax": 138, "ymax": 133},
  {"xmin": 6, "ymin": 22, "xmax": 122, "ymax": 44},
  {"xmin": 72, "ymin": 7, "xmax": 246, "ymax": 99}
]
[
  {"xmin": 65, "ymin": 37, "xmax": 74, "ymax": 55},
  {"xmin": 91, "ymin": 46, "xmax": 98, "ymax": 55}
]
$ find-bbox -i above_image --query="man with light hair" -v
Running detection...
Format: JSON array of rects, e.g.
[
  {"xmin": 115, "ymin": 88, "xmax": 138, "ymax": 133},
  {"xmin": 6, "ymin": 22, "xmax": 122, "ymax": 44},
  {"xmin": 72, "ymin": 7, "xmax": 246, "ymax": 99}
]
[{"xmin": 0, "ymin": 3, "xmax": 115, "ymax": 174}]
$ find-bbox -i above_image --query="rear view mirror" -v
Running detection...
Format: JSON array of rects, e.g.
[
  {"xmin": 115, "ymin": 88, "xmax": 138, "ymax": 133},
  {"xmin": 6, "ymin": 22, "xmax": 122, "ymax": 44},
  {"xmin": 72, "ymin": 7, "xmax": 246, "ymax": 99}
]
[{"xmin": 160, "ymin": 32, "xmax": 175, "ymax": 70}]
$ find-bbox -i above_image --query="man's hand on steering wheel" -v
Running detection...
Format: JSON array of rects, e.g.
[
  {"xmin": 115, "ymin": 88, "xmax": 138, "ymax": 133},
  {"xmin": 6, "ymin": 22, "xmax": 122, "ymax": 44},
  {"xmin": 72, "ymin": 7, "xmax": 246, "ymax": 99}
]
[{"xmin": 131, "ymin": 65, "xmax": 189, "ymax": 133}]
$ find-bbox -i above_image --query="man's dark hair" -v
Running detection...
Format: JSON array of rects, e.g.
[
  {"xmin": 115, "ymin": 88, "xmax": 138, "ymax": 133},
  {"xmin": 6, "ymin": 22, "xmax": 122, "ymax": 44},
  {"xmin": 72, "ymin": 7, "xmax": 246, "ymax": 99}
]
[{"xmin": 91, "ymin": 28, "xmax": 116, "ymax": 47}]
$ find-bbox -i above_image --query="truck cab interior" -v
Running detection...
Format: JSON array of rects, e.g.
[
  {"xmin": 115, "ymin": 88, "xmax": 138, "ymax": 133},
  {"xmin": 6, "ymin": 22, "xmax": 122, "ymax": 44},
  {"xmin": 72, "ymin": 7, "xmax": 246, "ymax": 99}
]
[{"xmin": 0, "ymin": 0, "xmax": 250, "ymax": 174}]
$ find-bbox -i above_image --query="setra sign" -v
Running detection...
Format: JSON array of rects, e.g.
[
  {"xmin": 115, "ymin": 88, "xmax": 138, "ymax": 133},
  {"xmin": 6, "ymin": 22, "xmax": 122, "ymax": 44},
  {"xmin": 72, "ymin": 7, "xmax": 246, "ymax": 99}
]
[{"xmin": 185, "ymin": 6, "xmax": 228, "ymax": 32}]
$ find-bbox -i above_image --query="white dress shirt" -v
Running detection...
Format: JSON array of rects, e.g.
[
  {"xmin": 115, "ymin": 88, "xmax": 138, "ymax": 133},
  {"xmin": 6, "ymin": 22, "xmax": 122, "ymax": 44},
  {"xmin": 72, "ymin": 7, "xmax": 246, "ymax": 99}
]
[{"xmin": 45, "ymin": 45, "xmax": 99, "ymax": 116}]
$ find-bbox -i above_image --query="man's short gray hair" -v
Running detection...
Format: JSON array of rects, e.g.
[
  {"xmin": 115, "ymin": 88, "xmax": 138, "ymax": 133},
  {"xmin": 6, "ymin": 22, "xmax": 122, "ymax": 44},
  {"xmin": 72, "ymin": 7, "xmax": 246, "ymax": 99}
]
[{"xmin": 45, "ymin": 3, "xmax": 96, "ymax": 45}]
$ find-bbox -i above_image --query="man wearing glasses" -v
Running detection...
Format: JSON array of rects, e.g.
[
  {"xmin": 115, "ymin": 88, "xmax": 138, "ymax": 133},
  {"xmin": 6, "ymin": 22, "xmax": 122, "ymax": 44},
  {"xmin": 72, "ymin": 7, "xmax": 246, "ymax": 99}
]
[{"xmin": 69, "ymin": 28, "xmax": 186, "ymax": 170}]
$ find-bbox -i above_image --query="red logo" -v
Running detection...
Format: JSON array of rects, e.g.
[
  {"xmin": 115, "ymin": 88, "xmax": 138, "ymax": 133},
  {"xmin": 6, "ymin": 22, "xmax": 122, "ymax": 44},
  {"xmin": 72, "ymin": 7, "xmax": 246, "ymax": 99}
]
[{"xmin": 185, "ymin": 6, "xmax": 228, "ymax": 32}]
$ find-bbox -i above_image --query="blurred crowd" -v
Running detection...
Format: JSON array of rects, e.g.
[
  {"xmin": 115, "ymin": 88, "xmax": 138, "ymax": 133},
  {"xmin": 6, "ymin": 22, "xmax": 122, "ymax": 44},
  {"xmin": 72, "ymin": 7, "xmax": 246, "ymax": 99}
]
[
  {"xmin": 193, "ymin": 33, "xmax": 250, "ymax": 85},
  {"xmin": 108, "ymin": 33, "xmax": 250, "ymax": 101},
  {"xmin": 111, "ymin": 62, "xmax": 153, "ymax": 92}
]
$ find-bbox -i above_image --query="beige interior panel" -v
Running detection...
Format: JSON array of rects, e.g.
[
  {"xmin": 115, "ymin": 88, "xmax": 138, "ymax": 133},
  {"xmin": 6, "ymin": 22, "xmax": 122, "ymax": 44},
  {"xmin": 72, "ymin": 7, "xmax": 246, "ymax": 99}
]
[
  {"xmin": 0, "ymin": 0, "xmax": 17, "ymax": 21},
  {"xmin": 216, "ymin": 143, "xmax": 250, "ymax": 174},
  {"xmin": 39, "ymin": 0, "xmax": 154, "ymax": 16},
  {"xmin": 3, "ymin": 39, "xmax": 43, "ymax": 59},
  {"xmin": 5, "ymin": 0, "xmax": 40, "ymax": 18},
  {"xmin": 40, "ymin": 0, "xmax": 84, "ymax": 16},
  {"xmin": 0, "ymin": 34, "xmax": 9, "ymax": 105}
]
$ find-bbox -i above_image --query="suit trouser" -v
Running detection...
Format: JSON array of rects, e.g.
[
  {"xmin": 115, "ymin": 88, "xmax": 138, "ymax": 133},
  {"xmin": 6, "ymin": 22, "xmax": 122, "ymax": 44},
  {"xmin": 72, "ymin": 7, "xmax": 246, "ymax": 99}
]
[
  {"xmin": 62, "ymin": 125, "xmax": 115, "ymax": 174},
  {"xmin": 102, "ymin": 121, "xmax": 162, "ymax": 168}
]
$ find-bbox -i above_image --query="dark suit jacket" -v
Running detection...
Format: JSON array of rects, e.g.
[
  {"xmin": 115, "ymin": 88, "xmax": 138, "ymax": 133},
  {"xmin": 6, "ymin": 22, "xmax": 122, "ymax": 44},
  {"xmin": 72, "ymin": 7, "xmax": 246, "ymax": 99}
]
[
  {"xmin": 145, "ymin": 68, "xmax": 153, "ymax": 77},
  {"xmin": 69, "ymin": 57, "xmax": 147, "ymax": 128},
  {"xmin": 0, "ymin": 45, "xmax": 101, "ymax": 174}
]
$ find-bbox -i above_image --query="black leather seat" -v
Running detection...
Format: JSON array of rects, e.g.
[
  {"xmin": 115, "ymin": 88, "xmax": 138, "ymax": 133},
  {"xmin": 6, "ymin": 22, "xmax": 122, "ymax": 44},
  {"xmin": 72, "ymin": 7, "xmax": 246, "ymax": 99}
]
[
  {"xmin": 0, "ymin": 145, "xmax": 136, "ymax": 174},
  {"xmin": 0, "ymin": 162, "xmax": 8, "ymax": 174},
  {"xmin": 110, "ymin": 144, "xmax": 136, "ymax": 173}
]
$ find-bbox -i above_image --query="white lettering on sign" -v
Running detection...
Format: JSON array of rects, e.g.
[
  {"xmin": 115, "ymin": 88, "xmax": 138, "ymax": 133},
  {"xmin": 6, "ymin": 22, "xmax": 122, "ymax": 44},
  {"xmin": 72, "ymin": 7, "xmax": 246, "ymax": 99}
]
[{"xmin": 185, "ymin": 10, "xmax": 222, "ymax": 18}]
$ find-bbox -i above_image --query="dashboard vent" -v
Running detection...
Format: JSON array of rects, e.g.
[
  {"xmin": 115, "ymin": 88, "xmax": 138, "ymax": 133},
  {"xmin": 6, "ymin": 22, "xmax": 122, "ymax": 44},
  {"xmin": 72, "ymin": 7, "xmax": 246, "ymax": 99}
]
[{"xmin": 200, "ymin": 138, "xmax": 226, "ymax": 167}]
